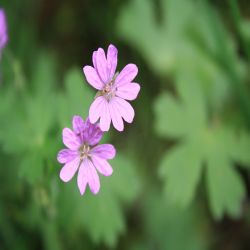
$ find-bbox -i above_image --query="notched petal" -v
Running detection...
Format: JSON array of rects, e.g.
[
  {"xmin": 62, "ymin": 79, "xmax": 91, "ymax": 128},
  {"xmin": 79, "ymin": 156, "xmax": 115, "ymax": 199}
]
[
  {"xmin": 92, "ymin": 155, "xmax": 113, "ymax": 176},
  {"xmin": 83, "ymin": 65, "xmax": 104, "ymax": 90},
  {"xmin": 116, "ymin": 82, "xmax": 140, "ymax": 101},
  {"xmin": 62, "ymin": 128, "xmax": 81, "ymax": 150},
  {"xmin": 57, "ymin": 149, "xmax": 77, "ymax": 164},
  {"xmin": 91, "ymin": 144, "xmax": 116, "ymax": 159},
  {"xmin": 72, "ymin": 115, "xmax": 85, "ymax": 134},
  {"xmin": 115, "ymin": 64, "xmax": 138, "ymax": 87},
  {"xmin": 60, "ymin": 157, "xmax": 80, "ymax": 182}
]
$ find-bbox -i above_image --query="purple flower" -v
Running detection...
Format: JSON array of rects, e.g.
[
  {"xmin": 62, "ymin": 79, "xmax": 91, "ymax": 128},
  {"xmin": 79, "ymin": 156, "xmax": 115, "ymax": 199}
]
[
  {"xmin": 83, "ymin": 44, "xmax": 140, "ymax": 132},
  {"xmin": 57, "ymin": 116, "xmax": 116, "ymax": 195},
  {"xmin": 0, "ymin": 9, "xmax": 8, "ymax": 51}
]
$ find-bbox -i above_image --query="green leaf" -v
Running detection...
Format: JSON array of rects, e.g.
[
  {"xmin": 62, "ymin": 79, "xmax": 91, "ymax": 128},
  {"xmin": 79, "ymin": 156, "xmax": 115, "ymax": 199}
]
[
  {"xmin": 57, "ymin": 68, "xmax": 94, "ymax": 129},
  {"xmin": 0, "ymin": 53, "xmax": 57, "ymax": 183},
  {"xmin": 142, "ymin": 190, "xmax": 208, "ymax": 250},
  {"xmin": 57, "ymin": 154, "xmax": 140, "ymax": 248},
  {"xmin": 118, "ymin": 0, "xmax": 244, "ymax": 109},
  {"xmin": 154, "ymin": 75, "xmax": 249, "ymax": 218},
  {"xmin": 206, "ymin": 151, "xmax": 244, "ymax": 219},
  {"xmin": 231, "ymin": 131, "xmax": 250, "ymax": 167},
  {"xmin": 154, "ymin": 93, "xmax": 186, "ymax": 138},
  {"xmin": 159, "ymin": 141, "xmax": 203, "ymax": 207},
  {"xmin": 154, "ymin": 78, "xmax": 206, "ymax": 139}
]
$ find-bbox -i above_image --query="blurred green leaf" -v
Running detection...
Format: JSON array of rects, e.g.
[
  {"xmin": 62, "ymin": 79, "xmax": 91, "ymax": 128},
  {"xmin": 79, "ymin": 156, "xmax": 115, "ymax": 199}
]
[
  {"xmin": 118, "ymin": 0, "xmax": 245, "ymax": 110},
  {"xmin": 159, "ymin": 141, "xmax": 203, "ymax": 208},
  {"xmin": 232, "ymin": 131, "xmax": 250, "ymax": 167},
  {"xmin": 0, "ymin": 53, "xmax": 57, "ymax": 183},
  {"xmin": 154, "ymin": 78, "xmax": 250, "ymax": 219},
  {"xmin": 142, "ymin": 190, "xmax": 208, "ymax": 250},
  {"xmin": 57, "ymin": 153, "xmax": 140, "ymax": 248},
  {"xmin": 206, "ymin": 139, "xmax": 244, "ymax": 218}
]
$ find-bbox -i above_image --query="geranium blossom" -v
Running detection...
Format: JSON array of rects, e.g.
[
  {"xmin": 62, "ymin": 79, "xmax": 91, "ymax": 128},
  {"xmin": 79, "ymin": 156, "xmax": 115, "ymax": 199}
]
[
  {"xmin": 83, "ymin": 44, "xmax": 140, "ymax": 131},
  {"xmin": 0, "ymin": 9, "xmax": 8, "ymax": 51},
  {"xmin": 57, "ymin": 116, "xmax": 116, "ymax": 195}
]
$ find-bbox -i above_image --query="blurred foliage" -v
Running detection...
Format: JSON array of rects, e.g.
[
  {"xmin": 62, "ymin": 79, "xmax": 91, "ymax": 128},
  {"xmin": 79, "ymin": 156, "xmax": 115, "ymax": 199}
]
[{"xmin": 1, "ymin": 0, "xmax": 250, "ymax": 249}]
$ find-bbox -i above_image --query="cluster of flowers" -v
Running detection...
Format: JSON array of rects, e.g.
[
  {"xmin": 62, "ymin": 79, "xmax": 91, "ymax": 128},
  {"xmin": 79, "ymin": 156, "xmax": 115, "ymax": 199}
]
[
  {"xmin": 0, "ymin": 9, "xmax": 140, "ymax": 195},
  {"xmin": 57, "ymin": 44, "xmax": 140, "ymax": 195},
  {"xmin": 0, "ymin": 9, "xmax": 8, "ymax": 54}
]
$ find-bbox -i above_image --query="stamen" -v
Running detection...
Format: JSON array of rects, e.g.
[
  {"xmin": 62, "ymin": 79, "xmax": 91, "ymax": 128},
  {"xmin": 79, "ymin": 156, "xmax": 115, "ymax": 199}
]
[
  {"xmin": 79, "ymin": 144, "xmax": 90, "ymax": 160},
  {"xmin": 96, "ymin": 72, "xmax": 119, "ymax": 101}
]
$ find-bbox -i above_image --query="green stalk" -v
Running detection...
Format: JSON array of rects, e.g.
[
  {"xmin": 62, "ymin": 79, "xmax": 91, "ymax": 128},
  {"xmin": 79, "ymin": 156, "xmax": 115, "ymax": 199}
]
[{"xmin": 229, "ymin": 0, "xmax": 250, "ymax": 61}]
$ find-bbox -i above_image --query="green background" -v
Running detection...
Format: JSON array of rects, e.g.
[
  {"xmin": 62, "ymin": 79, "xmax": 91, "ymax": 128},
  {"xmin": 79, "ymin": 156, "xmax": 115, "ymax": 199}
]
[{"xmin": 1, "ymin": 0, "xmax": 250, "ymax": 249}]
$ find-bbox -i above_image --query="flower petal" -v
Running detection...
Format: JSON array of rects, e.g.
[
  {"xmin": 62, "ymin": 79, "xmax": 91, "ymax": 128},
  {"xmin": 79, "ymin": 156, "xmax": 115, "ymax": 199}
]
[
  {"xmin": 62, "ymin": 128, "xmax": 81, "ymax": 150},
  {"xmin": 112, "ymin": 97, "xmax": 135, "ymax": 123},
  {"xmin": 89, "ymin": 96, "xmax": 106, "ymax": 124},
  {"xmin": 83, "ymin": 65, "xmax": 104, "ymax": 90},
  {"xmin": 60, "ymin": 157, "xmax": 80, "ymax": 182},
  {"xmin": 91, "ymin": 144, "xmax": 116, "ymax": 159},
  {"xmin": 99, "ymin": 99, "xmax": 111, "ymax": 131},
  {"xmin": 83, "ymin": 118, "xmax": 103, "ymax": 146},
  {"xmin": 92, "ymin": 50, "xmax": 97, "ymax": 69},
  {"xmin": 116, "ymin": 82, "xmax": 140, "ymax": 101},
  {"xmin": 85, "ymin": 158, "xmax": 100, "ymax": 194},
  {"xmin": 72, "ymin": 115, "xmax": 85, "ymax": 134},
  {"xmin": 115, "ymin": 64, "xmax": 138, "ymax": 87},
  {"xmin": 107, "ymin": 44, "xmax": 118, "ymax": 80},
  {"xmin": 77, "ymin": 160, "xmax": 88, "ymax": 195},
  {"xmin": 0, "ymin": 10, "xmax": 7, "ymax": 49},
  {"xmin": 95, "ymin": 48, "xmax": 109, "ymax": 83},
  {"xmin": 108, "ymin": 100, "xmax": 124, "ymax": 131},
  {"xmin": 91, "ymin": 155, "xmax": 113, "ymax": 176},
  {"xmin": 57, "ymin": 149, "xmax": 78, "ymax": 164}
]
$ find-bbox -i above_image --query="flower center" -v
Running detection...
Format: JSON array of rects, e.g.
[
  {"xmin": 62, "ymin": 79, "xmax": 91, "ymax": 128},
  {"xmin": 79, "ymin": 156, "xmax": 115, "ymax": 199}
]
[
  {"xmin": 102, "ymin": 82, "xmax": 115, "ymax": 101},
  {"xmin": 79, "ymin": 144, "xmax": 90, "ymax": 160},
  {"xmin": 96, "ymin": 72, "xmax": 119, "ymax": 101}
]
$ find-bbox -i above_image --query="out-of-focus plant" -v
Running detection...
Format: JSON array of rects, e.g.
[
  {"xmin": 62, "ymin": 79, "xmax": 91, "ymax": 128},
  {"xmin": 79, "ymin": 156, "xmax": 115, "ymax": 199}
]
[
  {"xmin": 1, "ymin": 0, "xmax": 250, "ymax": 249},
  {"xmin": 118, "ymin": 0, "xmax": 250, "ymax": 219},
  {"xmin": 0, "ymin": 52, "xmax": 141, "ymax": 249}
]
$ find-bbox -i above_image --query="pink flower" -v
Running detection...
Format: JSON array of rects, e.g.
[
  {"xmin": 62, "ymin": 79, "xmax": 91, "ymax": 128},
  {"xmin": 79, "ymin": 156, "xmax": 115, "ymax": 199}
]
[
  {"xmin": 0, "ymin": 9, "xmax": 8, "ymax": 51},
  {"xmin": 83, "ymin": 44, "xmax": 140, "ymax": 131},
  {"xmin": 57, "ymin": 116, "xmax": 116, "ymax": 195}
]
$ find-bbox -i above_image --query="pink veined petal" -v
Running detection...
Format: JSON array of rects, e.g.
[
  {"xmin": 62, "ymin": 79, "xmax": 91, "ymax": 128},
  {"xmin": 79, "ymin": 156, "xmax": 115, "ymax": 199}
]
[
  {"xmin": 91, "ymin": 155, "xmax": 113, "ymax": 176},
  {"xmin": 77, "ymin": 160, "xmax": 88, "ymax": 195},
  {"xmin": 82, "ymin": 118, "xmax": 102, "ymax": 145},
  {"xmin": 89, "ymin": 96, "xmax": 106, "ymax": 124},
  {"xmin": 83, "ymin": 118, "xmax": 103, "ymax": 146},
  {"xmin": 87, "ymin": 128, "xmax": 103, "ymax": 146},
  {"xmin": 95, "ymin": 48, "xmax": 109, "ymax": 83},
  {"xmin": 116, "ymin": 82, "xmax": 140, "ymax": 101},
  {"xmin": 91, "ymin": 144, "xmax": 116, "ymax": 159},
  {"xmin": 115, "ymin": 64, "xmax": 138, "ymax": 87},
  {"xmin": 108, "ymin": 100, "xmax": 124, "ymax": 131},
  {"xmin": 83, "ymin": 65, "xmax": 104, "ymax": 90},
  {"xmin": 107, "ymin": 44, "xmax": 118, "ymax": 80},
  {"xmin": 112, "ymin": 97, "xmax": 135, "ymax": 123},
  {"xmin": 57, "ymin": 149, "xmax": 78, "ymax": 164},
  {"xmin": 72, "ymin": 115, "xmax": 85, "ymax": 134},
  {"xmin": 62, "ymin": 128, "xmax": 81, "ymax": 150},
  {"xmin": 60, "ymin": 157, "xmax": 80, "ymax": 182},
  {"xmin": 99, "ymin": 99, "xmax": 111, "ymax": 131},
  {"xmin": 85, "ymin": 158, "xmax": 100, "ymax": 194}
]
